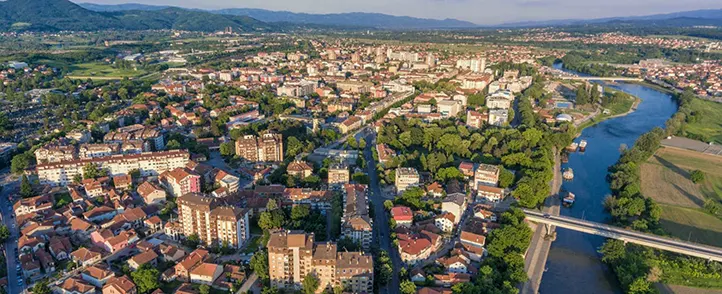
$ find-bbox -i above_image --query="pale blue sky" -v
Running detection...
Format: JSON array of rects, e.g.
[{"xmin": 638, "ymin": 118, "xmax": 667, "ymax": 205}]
[{"xmin": 72, "ymin": 0, "xmax": 722, "ymax": 24}]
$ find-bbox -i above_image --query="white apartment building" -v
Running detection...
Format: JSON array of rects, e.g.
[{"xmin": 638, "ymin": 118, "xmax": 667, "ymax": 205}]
[
  {"xmin": 37, "ymin": 150, "xmax": 190, "ymax": 187},
  {"xmin": 395, "ymin": 167, "xmax": 420, "ymax": 194},
  {"xmin": 437, "ymin": 100, "xmax": 462, "ymax": 117}
]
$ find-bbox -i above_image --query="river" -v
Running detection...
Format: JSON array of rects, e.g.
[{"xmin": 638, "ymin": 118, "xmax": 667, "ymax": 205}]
[{"xmin": 539, "ymin": 64, "xmax": 679, "ymax": 293}]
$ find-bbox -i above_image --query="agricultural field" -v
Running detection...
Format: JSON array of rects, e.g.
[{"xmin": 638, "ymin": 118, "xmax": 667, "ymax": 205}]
[
  {"xmin": 684, "ymin": 98, "xmax": 722, "ymax": 145},
  {"xmin": 641, "ymin": 147, "xmax": 722, "ymax": 247},
  {"xmin": 67, "ymin": 62, "xmax": 147, "ymax": 79}
]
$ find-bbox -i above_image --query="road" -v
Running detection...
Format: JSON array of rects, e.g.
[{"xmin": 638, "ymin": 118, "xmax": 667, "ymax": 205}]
[
  {"xmin": 363, "ymin": 132, "xmax": 400, "ymax": 294},
  {"xmin": 521, "ymin": 150, "xmax": 562, "ymax": 294},
  {"xmin": 237, "ymin": 272, "xmax": 260, "ymax": 294},
  {"xmin": 524, "ymin": 209, "xmax": 722, "ymax": 263},
  {"xmin": 0, "ymin": 169, "xmax": 22, "ymax": 294}
]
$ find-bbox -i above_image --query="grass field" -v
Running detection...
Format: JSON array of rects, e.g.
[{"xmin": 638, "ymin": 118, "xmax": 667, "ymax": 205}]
[
  {"xmin": 68, "ymin": 62, "xmax": 146, "ymax": 79},
  {"xmin": 685, "ymin": 98, "xmax": 722, "ymax": 145},
  {"xmin": 642, "ymin": 147, "xmax": 722, "ymax": 208},
  {"xmin": 641, "ymin": 147, "xmax": 722, "ymax": 247},
  {"xmin": 658, "ymin": 204, "xmax": 722, "ymax": 247}
]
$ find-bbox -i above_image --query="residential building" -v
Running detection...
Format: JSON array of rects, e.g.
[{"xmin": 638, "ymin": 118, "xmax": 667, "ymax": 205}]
[
  {"xmin": 160, "ymin": 167, "xmax": 201, "ymax": 197},
  {"xmin": 81, "ymin": 264, "xmax": 115, "ymax": 287},
  {"xmin": 442, "ymin": 194, "xmax": 466, "ymax": 224},
  {"xmin": 476, "ymin": 185, "xmax": 505, "ymax": 203},
  {"xmin": 488, "ymin": 109, "xmax": 509, "ymax": 126},
  {"xmin": 435, "ymin": 212, "xmax": 455, "ymax": 233},
  {"xmin": 267, "ymin": 230, "xmax": 373, "ymax": 292},
  {"xmin": 235, "ymin": 133, "xmax": 284, "ymax": 162},
  {"xmin": 128, "ymin": 250, "xmax": 159, "ymax": 270},
  {"xmin": 102, "ymin": 275, "xmax": 137, "ymax": 294},
  {"xmin": 103, "ymin": 124, "xmax": 164, "ymax": 151},
  {"xmin": 465, "ymin": 110, "xmax": 486, "ymax": 129},
  {"xmin": 395, "ymin": 167, "xmax": 420, "ymax": 194},
  {"xmin": 37, "ymin": 150, "xmax": 190, "ymax": 187},
  {"xmin": 177, "ymin": 193, "xmax": 251, "ymax": 248},
  {"xmin": 437, "ymin": 100, "xmax": 462, "ymax": 117},
  {"xmin": 287, "ymin": 160, "xmax": 313, "ymax": 179},
  {"xmin": 474, "ymin": 164, "xmax": 500, "ymax": 188},
  {"xmin": 58, "ymin": 278, "xmax": 95, "ymax": 294},
  {"xmin": 137, "ymin": 181, "xmax": 167, "ymax": 205},
  {"xmin": 341, "ymin": 184, "xmax": 373, "ymax": 250},
  {"xmin": 391, "ymin": 206, "xmax": 414, "ymax": 227},
  {"xmin": 459, "ymin": 231, "xmax": 486, "ymax": 262},
  {"xmin": 71, "ymin": 248, "xmax": 102, "ymax": 267},
  {"xmin": 190, "ymin": 263, "xmax": 223, "ymax": 285},
  {"xmin": 327, "ymin": 164, "xmax": 349, "ymax": 187}
]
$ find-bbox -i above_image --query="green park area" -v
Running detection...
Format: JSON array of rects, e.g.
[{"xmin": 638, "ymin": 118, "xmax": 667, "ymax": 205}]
[{"xmin": 67, "ymin": 62, "xmax": 147, "ymax": 79}]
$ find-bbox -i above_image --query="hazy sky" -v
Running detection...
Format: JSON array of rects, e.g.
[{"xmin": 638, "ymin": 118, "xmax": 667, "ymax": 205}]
[{"xmin": 72, "ymin": 0, "xmax": 722, "ymax": 24}]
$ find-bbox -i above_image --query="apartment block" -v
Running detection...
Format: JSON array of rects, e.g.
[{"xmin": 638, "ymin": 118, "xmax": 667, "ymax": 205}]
[
  {"xmin": 160, "ymin": 167, "xmax": 201, "ymax": 197},
  {"xmin": 37, "ymin": 150, "xmax": 190, "ymax": 187},
  {"xmin": 327, "ymin": 164, "xmax": 349, "ymax": 187},
  {"xmin": 103, "ymin": 124, "xmax": 164, "ymax": 151},
  {"xmin": 341, "ymin": 184, "xmax": 373, "ymax": 251},
  {"xmin": 176, "ymin": 193, "xmax": 251, "ymax": 248},
  {"xmin": 235, "ymin": 133, "xmax": 284, "ymax": 162},
  {"xmin": 267, "ymin": 230, "xmax": 373, "ymax": 293},
  {"xmin": 474, "ymin": 163, "xmax": 500, "ymax": 189},
  {"xmin": 395, "ymin": 167, "xmax": 420, "ymax": 194}
]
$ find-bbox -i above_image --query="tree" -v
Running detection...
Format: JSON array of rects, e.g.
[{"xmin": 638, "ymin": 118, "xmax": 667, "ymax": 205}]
[
  {"xmin": 11, "ymin": 153, "xmax": 32, "ymax": 174},
  {"xmin": 220, "ymin": 142, "xmax": 235, "ymax": 157},
  {"xmin": 384, "ymin": 200, "xmax": 394, "ymax": 211},
  {"xmin": 83, "ymin": 163, "xmax": 107, "ymax": 179},
  {"xmin": 129, "ymin": 169, "xmax": 141, "ymax": 181},
  {"xmin": 250, "ymin": 250, "xmax": 270, "ymax": 280},
  {"xmin": 166, "ymin": 139, "xmax": 182, "ymax": 150},
  {"xmin": 131, "ymin": 266, "xmax": 160, "ymax": 294},
  {"xmin": 32, "ymin": 281, "xmax": 51, "ymax": 294},
  {"xmin": 302, "ymin": 274, "xmax": 320, "ymax": 294},
  {"xmin": 20, "ymin": 174, "xmax": 33, "ymax": 197},
  {"xmin": 400, "ymin": 280, "xmax": 417, "ymax": 294},
  {"xmin": 185, "ymin": 234, "xmax": 201, "ymax": 248},
  {"xmin": 690, "ymin": 170, "xmax": 705, "ymax": 184},
  {"xmin": 499, "ymin": 168, "xmax": 515, "ymax": 188},
  {"xmin": 291, "ymin": 205, "xmax": 311, "ymax": 221},
  {"xmin": 0, "ymin": 225, "xmax": 9, "ymax": 243},
  {"xmin": 199, "ymin": 284, "xmax": 210, "ymax": 294}
]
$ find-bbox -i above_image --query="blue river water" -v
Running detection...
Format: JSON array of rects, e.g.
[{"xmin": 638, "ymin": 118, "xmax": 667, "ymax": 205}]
[{"xmin": 538, "ymin": 67, "xmax": 679, "ymax": 293}]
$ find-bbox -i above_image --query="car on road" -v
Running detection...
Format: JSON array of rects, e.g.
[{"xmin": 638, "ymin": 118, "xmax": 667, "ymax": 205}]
[{"xmin": 543, "ymin": 214, "xmax": 551, "ymax": 218}]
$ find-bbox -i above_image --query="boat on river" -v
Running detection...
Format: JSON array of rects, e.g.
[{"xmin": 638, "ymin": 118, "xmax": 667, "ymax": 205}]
[
  {"xmin": 566, "ymin": 142, "xmax": 579, "ymax": 152},
  {"xmin": 562, "ymin": 192, "xmax": 576, "ymax": 207},
  {"xmin": 579, "ymin": 140, "xmax": 588, "ymax": 152},
  {"xmin": 562, "ymin": 168, "xmax": 574, "ymax": 180},
  {"xmin": 561, "ymin": 152, "xmax": 569, "ymax": 163}
]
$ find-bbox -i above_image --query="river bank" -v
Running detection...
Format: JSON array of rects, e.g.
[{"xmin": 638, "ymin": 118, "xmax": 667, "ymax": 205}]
[
  {"xmin": 575, "ymin": 96, "xmax": 641, "ymax": 134},
  {"xmin": 539, "ymin": 81, "xmax": 678, "ymax": 294}
]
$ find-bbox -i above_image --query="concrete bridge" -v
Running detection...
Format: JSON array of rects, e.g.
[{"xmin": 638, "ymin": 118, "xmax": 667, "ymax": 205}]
[
  {"xmin": 523, "ymin": 209, "xmax": 722, "ymax": 262},
  {"xmin": 558, "ymin": 76, "xmax": 643, "ymax": 82}
]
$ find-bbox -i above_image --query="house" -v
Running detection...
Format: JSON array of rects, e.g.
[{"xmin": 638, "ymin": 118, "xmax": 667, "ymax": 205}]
[
  {"xmin": 213, "ymin": 169, "xmax": 240, "ymax": 193},
  {"xmin": 14, "ymin": 194, "xmax": 53, "ymax": 216},
  {"xmin": 397, "ymin": 231, "xmax": 439, "ymax": 265},
  {"xmin": 103, "ymin": 275, "xmax": 137, "ymax": 294},
  {"xmin": 434, "ymin": 213, "xmax": 455, "ymax": 233},
  {"xmin": 81, "ymin": 264, "xmax": 115, "ymax": 287},
  {"xmin": 426, "ymin": 182, "xmax": 444, "ymax": 197},
  {"xmin": 189, "ymin": 263, "xmax": 223, "ymax": 285},
  {"xmin": 458, "ymin": 162, "xmax": 474, "ymax": 178},
  {"xmin": 18, "ymin": 235, "xmax": 44, "ymax": 253},
  {"xmin": 174, "ymin": 249, "xmax": 210, "ymax": 281},
  {"xmin": 441, "ymin": 194, "xmax": 466, "ymax": 224},
  {"xmin": 473, "ymin": 206, "xmax": 497, "ymax": 221},
  {"xmin": 113, "ymin": 174, "xmax": 133, "ymax": 190},
  {"xmin": 84, "ymin": 206, "xmax": 117, "ymax": 223},
  {"xmin": 58, "ymin": 277, "xmax": 96, "ymax": 294},
  {"xmin": 145, "ymin": 215, "xmax": 163, "ymax": 233},
  {"xmin": 439, "ymin": 255, "xmax": 471, "ymax": 274},
  {"xmin": 391, "ymin": 206, "xmax": 413, "ymax": 227},
  {"xmin": 433, "ymin": 273, "xmax": 470, "ymax": 287},
  {"xmin": 417, "ymin": 288, "xmax": 453, "ymax": 294},
  {"xmin": 410, "ymin": 268, "xmax": 426, "ymax": 283},
  {"xmin": 128, "ymin": 250, "xmax": 159, "ymax": 270},
  {"xmin": 286, "ymin": 160, "xmax": 313, "ymax": 179},
  {"xmin": 476, "ymin": 185, "xmax": 504, "ymax": 203},
  {"xmin": 48, "ymin": 236, "xmax": 73, "ymax": 261},
  {"xmin": 159, "ymin": 244, "xmax": 187, "ymax": 263},
  {"xmin": 459, "ymin": 231, "xmax": 486, "ymax": 262},
  {"xmin": 71, "ymin": 247, "xmax": 103, "ymax": 267},
  {"xmin": 20, "ymin": 255, "xmax": 42, "ymax": 282},
  {"xmin": 137, "ymin": 181, "xmax": 167, "ymax": 205}
]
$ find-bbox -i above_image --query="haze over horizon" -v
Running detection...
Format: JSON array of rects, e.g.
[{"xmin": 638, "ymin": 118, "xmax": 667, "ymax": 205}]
[{"xmin": 71, "ymin": 0, "xmax": 722, "ymax": 25}]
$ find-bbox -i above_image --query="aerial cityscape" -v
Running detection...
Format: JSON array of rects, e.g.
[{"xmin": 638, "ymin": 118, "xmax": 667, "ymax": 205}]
[{"xmin": 1, "ymin": 1, "xmax": 722, "ymax": 294}]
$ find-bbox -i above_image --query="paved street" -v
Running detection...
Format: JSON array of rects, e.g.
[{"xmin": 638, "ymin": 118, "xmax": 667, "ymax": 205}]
[
  {"xmin": 0, "ymin": 169, "xmax": 22, "ymax": 294},
  {"xmin": 363, "ymin": 133, "xmax": 400, "ymax": 294}
]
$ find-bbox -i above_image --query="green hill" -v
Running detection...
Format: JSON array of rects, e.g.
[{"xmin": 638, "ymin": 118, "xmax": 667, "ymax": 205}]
[{"xmin": 0, "ymin": 0, "xmax": 272, "ymax": 32}]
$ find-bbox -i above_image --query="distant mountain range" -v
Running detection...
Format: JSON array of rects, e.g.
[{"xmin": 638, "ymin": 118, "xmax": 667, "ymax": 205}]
[
  {"xmin": 0, "ymin": 0, "xmax": 272, "ymax": 32},
  {"xmin": 1, "ymin": 0, "xmax": 722, "ymax": 32},
  {"xmin": 498, "ymin": 9, "xmax": 722, "ymax": 27},
  {"xmin": 78, "ymin": 3, "xmax": 479, "ymax": 29}
]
